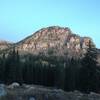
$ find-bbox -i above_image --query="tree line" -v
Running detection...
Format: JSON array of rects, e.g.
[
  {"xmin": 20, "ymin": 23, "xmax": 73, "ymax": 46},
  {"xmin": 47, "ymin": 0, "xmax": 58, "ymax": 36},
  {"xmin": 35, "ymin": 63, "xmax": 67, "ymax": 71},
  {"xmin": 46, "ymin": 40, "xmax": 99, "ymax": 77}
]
[{"xmin": 0, "ymin": 48, "xmax": 100, "ymax": 93}]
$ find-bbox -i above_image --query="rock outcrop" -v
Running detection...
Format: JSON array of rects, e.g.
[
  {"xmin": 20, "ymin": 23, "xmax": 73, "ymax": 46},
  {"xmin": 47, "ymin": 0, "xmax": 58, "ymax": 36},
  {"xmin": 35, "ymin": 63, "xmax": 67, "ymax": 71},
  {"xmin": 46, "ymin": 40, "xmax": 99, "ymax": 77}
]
[
  {"xmin": 14, "ymin": 26, "xmax": 95, "ymax": 56},
  {"xmin": 0, "ymin": 40, "xmax": 13, "ymax": 51},
  {"xmin": 0, "ymin": 26, "xmax": 96, "ymax": 57}
]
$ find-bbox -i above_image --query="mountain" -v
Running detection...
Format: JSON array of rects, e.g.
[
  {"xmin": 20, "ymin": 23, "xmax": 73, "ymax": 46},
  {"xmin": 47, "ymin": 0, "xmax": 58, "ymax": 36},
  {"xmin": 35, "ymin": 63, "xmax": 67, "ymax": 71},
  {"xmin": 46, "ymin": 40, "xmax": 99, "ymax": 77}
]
[
  {"xmin": 0, "ymin": 26, "xmax": 100, "ymax": 93},
  {"xmin": 12, "ymin": 26, "xmax": 95, "ymax": 56},
  {"xmin": 0, "ymin": 26, "xmax": 97, "ymax": 58}
]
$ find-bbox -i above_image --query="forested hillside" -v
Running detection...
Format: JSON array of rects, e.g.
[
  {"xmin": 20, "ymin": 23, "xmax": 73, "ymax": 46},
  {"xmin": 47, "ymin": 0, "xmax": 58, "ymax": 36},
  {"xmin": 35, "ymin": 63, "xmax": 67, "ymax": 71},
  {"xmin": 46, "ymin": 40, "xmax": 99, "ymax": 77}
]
[{"xmin": 0, "ymin": 26, "xmax": 100, "ymax": 93}]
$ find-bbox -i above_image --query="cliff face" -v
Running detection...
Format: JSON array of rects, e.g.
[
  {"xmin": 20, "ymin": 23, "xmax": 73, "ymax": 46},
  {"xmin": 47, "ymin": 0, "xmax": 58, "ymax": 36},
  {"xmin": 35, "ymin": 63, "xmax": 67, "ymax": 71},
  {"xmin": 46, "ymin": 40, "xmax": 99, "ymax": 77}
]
[
  {"xmin": 0, "ymin": 26, "xmax": 95, "ymax": 57},
  {"xmin": 15, "ymin": 26, "xmax": 95, "ymax": 56}
]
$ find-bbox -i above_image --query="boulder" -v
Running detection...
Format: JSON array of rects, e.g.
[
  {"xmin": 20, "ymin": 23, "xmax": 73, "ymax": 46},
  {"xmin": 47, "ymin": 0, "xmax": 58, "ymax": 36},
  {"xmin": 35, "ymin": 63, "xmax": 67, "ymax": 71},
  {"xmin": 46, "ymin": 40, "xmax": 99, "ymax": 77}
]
[{"xmin": 7, "ymin": 82, "xmax": 20, "ymax": 89}]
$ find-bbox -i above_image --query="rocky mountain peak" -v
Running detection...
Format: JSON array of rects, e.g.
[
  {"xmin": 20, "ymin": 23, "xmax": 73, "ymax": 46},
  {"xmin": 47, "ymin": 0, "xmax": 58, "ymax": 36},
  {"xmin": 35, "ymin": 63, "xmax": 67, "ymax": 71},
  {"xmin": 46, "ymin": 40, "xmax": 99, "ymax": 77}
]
[
  {"xmin": 0, "ymin": 26, "xmax": 95, "ymax": 57},
  {"xmin": 15, "ymin": 26, "xmax": 95, "ymax": 56}
]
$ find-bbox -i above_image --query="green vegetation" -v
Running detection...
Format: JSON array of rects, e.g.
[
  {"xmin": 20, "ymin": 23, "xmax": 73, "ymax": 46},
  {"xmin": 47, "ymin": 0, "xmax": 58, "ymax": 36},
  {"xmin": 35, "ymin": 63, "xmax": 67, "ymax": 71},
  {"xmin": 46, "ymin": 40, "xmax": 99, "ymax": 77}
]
[{"xmin": 0, "ymin": 47, "xmax": 100, "ymax": 93}]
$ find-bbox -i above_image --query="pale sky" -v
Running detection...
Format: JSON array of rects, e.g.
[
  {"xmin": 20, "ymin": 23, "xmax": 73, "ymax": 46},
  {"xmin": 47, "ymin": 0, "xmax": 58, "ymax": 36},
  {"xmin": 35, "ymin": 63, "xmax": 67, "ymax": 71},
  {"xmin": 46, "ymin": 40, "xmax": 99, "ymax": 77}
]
[{"xmin": 0, "ymin": 0, "xmax": 100, "ymax": 48}]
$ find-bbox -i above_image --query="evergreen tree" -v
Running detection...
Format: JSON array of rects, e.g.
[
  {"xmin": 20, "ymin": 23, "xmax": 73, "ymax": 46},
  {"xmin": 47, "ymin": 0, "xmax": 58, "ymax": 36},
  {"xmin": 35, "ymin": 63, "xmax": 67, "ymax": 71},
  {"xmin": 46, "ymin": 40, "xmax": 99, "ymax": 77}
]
[{"xmin": 80, "ymin": 48, "xmax": 99, "ymax": 92}]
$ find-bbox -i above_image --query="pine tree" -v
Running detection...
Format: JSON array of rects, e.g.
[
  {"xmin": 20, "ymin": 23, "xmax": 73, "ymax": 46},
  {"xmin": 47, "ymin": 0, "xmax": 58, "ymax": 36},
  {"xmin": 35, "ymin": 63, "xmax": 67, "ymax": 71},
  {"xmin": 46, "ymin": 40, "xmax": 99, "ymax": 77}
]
[{"xmin": 80, "ymin": 47, "xmax": 99, "ymax": 92}]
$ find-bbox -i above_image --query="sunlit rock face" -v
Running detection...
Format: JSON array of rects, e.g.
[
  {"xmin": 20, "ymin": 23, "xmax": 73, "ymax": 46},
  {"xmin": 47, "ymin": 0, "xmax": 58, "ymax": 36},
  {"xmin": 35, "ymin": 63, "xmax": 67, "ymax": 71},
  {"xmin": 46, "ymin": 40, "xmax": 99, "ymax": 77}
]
[
  {"xmin": 16, "ymin": 26, "xmax": 71, "ymax": 52},
  {"xmin": 15, "ymin": 26, "xmax": 95, "ymax": 56},
  {"xmin": 0, "ymin": 26, "xmax": 95, "ymax": 57}
]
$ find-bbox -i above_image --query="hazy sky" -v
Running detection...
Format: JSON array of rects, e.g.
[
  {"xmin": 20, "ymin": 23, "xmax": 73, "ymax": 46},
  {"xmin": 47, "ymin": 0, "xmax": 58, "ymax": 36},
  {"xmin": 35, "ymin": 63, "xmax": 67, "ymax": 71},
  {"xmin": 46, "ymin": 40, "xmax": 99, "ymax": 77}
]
[{"xmin": 0, "ymin": 0, "xmax": 100, "ymax": 48}]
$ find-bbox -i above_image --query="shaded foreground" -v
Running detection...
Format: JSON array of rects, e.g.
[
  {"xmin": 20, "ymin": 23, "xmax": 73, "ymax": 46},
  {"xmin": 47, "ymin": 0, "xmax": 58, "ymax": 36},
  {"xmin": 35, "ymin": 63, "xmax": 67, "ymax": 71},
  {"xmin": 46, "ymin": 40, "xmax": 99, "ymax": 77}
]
[{"xmin": 1, "ymin": 83, "xmax": 100, "ymax": 100}]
